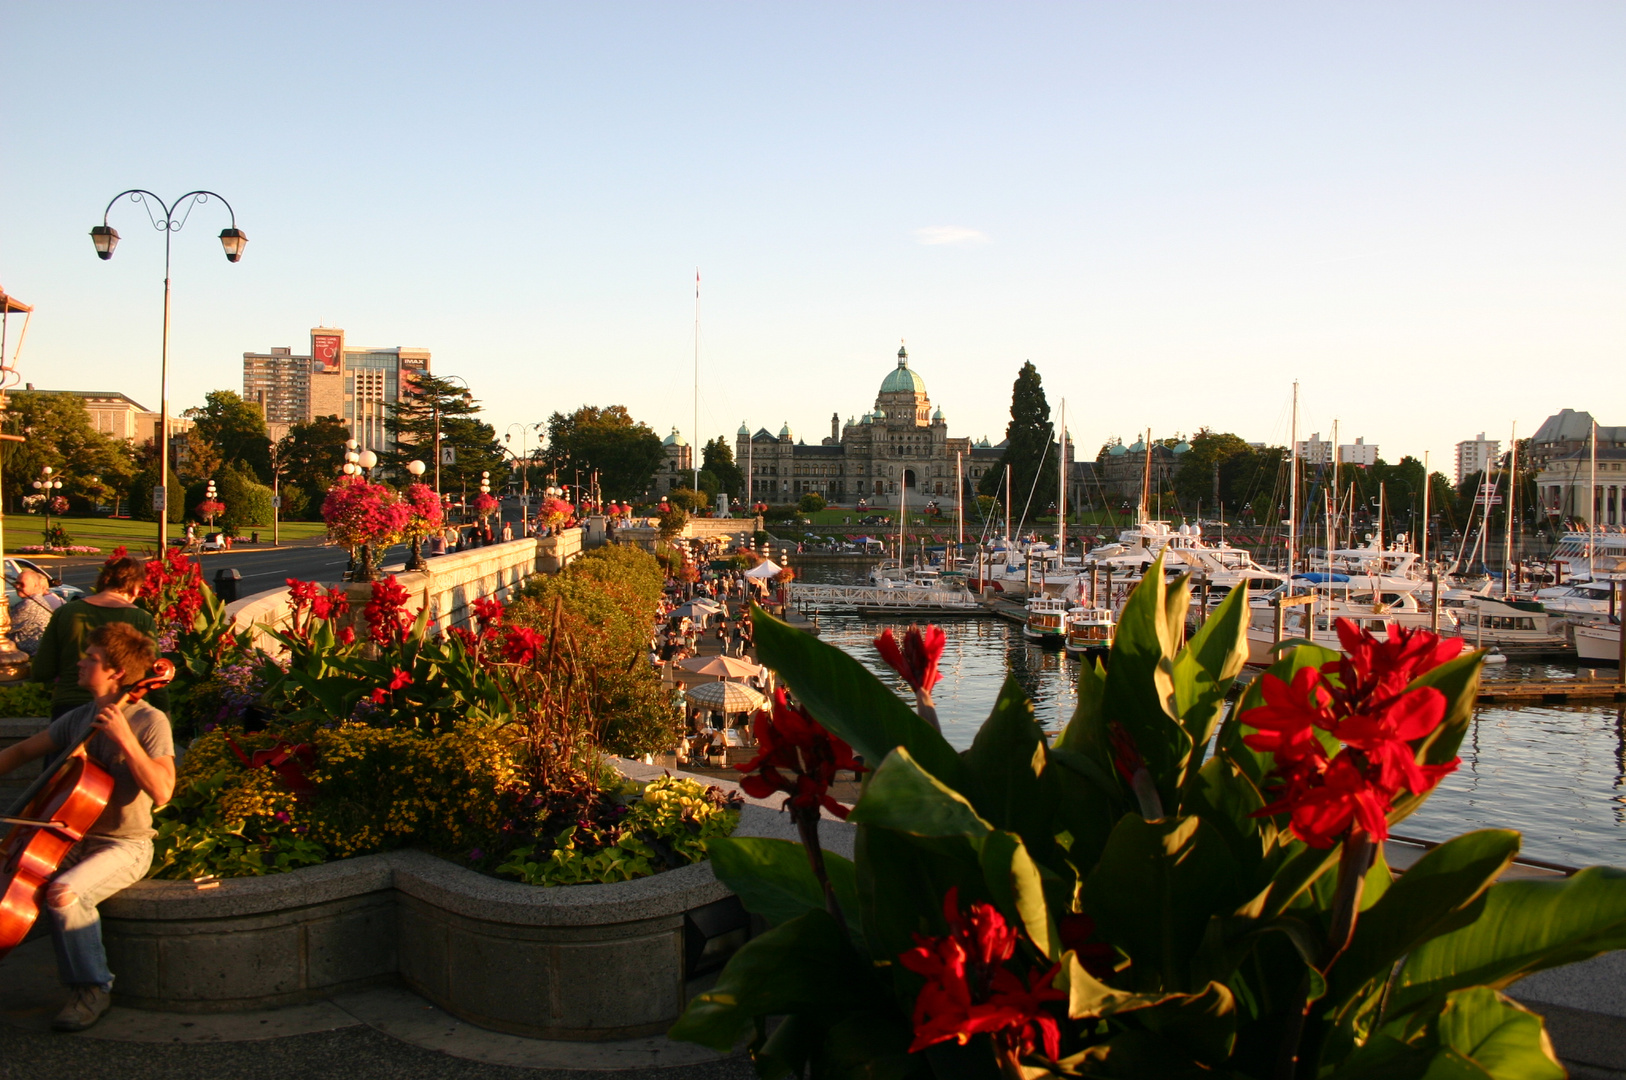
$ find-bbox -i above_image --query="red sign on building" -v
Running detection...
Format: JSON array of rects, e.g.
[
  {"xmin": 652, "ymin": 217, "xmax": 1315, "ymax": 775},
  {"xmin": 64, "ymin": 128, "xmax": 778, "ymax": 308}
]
[{"xmin": 312, "ymin": 334, "xmax": 343, "ymax": 373}]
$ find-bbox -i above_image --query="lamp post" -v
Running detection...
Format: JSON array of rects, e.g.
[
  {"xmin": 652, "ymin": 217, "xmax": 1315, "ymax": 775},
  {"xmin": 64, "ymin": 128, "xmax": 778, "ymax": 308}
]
[
  {"xmin": 32, "ymin": 466, "xmax": 63, "ymax": 541},
  {"xmin": 505, "ymin": 423, "xmax": 534, "ymax": 533},
  {"xmin": 91, "ymin": 189, "xmax": 245, "ymax": 552},
  {"xmin": 203, "ymin": 478, "xmax": 219, "ymax": 530},
  {"xmin": 405, "ymin": 459, "xmax": 429, "ymax": 569}
]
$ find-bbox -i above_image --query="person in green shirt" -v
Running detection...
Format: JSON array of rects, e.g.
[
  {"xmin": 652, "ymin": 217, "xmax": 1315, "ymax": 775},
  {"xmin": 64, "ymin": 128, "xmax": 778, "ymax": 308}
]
[{"xmin": 33, "ymin": 557, "xmax": 156, "ymax": 718}]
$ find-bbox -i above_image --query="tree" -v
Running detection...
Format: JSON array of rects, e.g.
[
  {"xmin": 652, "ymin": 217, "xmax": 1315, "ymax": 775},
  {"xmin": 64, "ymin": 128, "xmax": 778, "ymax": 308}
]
[
  {"xmin": 177, "ymin": 426, "xmax": 224, "ymax": 484},
  {"xmin": 277, "ymin": 416, "xmax": 350, "ymax": 518},
  {"xmin": 184, "ymin": 390, "xmax": 272, "ymax": 482},
  {"xmin": 702, "ymin": 437, "xmax": 744, "ymax": 497},
  {"xmin": 542, "ymin": 405, "xmax": 664, "ymax": 500},
  {"xmin": 382, "ymin": 374, "xmax": 505, "ymax": 495},
  {"xmin": 798, "ymin": 492, "xmax": 827, "ymax": 514},
  {"xmin": 1, "ymin": 392, "xmax": 136, "ymax": 513},
  {"xmin": 978, "ymin": 362, "xmax": 1057, "ymax": 515}
]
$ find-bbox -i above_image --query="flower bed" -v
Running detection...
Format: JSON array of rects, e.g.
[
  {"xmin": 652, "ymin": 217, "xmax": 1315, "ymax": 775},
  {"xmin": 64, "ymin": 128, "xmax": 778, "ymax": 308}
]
[
  {"xmin": 15, "ymin": 544, "xmax": 101, "ymax": 555},
  {"xmin": 667, "ymin": 555, "xmax": 1626, "ymax": 1080}
]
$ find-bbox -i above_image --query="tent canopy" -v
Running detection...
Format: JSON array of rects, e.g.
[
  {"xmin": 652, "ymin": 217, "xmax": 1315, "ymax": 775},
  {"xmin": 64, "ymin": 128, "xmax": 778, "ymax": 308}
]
[{"xmin": 744, "ymin": 559, "xmax": 782, "ymax": 579}]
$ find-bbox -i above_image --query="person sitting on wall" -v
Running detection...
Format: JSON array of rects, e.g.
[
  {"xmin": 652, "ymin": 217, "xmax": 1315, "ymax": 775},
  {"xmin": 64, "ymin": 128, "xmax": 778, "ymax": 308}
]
[
  {"xmin": 10, "ymin": 567, "xmax": 65, "ymax": 656},
  {"xmin": 0, "ymin": 623, "xmax": 174, "ymax": 1032}
]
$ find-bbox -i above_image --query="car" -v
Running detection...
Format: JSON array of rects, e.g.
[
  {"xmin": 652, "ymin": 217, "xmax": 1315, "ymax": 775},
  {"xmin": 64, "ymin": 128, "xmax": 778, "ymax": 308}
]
[
  {"xmin": 4, "ymin": 557, "xmax": 85, "ymax": 607},
  {"xmin": 199, "ymin": 533, "xmax": 230, "ymax": 551}
]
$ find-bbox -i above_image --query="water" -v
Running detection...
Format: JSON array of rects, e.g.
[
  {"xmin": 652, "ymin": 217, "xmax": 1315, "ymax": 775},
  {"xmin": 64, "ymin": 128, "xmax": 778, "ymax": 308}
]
[{"xmin": 791, "ymin": 562, "xmax": 1626, "ymax": 869}]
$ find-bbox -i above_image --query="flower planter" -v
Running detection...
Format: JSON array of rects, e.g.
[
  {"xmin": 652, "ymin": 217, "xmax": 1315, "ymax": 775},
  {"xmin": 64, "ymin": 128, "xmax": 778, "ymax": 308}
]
[{"xmin": 101, "ymin": 800, "xmax": 840, "ymax": 1040}]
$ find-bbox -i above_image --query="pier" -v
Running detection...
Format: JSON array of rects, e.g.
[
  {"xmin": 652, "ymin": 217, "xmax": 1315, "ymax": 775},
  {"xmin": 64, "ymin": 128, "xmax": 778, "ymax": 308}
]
[{"xmin": 788, "ymin": 582, "xmax": 986, "ymax": 615}]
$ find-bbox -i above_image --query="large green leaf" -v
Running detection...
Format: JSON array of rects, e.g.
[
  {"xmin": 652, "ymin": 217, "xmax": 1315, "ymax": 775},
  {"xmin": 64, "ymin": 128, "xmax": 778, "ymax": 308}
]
[
  {"xmin": 1171, "ymin": 583, "xmax": 1252, "ymax": 783},
  {"xmin": 848, "ymin": 747, "xmax": 992, "ymax": 839},
  {"xmin": 707, "ymin": 837, "xmax": 859, "ymax": 928},
  {"xmin": 1082, "ymin": 814, "xmax": 1243, "ymax": 992},
  {"xmin": 961, "ymin": 676, "xmax": 1049, "ymax": 842},
  {"xmin": 1055, "ymin": 653, "xmax": 1107, "ymax": 758},
  {"xmin": 1326, "ymin": 831, "xmax": 1519, "ymax": 1030},
  {"xmin": 668, "ymin": 908, "xmax": 885, "ymax": 1051},
  {"xmin": 751, "ymin": 606, "xmax": 964, "ymax": 789},
  {"xmin": 1433, "ymin": 987, "xmax": 1565, "ymax": 1080},
  {"xmin": 1043, "ymin": 748, "xmax": 1123, "ymax": 878},
  {"xmin": 1100, "ymin": 560, "xmax": 1191, "ymax": 806},
  {"xmin": 980, "ymin": 830, "xmax": 1056, "ymax": 960},
  {"xmin": 1393, "ymin": 866, "xmax": 1626, "ymax": 1014},
  {"xmin": 1387, "ymin": 650, "xmax": 1486, "ymax": 829}
]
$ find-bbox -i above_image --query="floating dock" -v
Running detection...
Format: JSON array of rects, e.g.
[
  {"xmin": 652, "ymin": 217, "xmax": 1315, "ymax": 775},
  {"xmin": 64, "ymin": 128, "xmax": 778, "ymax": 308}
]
[{"xmin": 1474, "ymin": 679, "xmax": 1626, "ymax": 704}]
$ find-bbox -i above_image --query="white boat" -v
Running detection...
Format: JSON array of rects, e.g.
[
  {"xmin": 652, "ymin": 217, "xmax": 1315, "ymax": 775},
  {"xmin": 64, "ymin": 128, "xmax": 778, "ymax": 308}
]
[
  {"xmin": 1439, "ymin": 594, "xmax": 1571, "ymax": 654},
  {"xmin": 1532, "ymin": 579, "xmax": 1616, "ymax": 623},
  {"xmin": 1064, "ymin": 606, "xmax": 1114, "ymax": 658},
  {"xmin": 1575, "ymin": 622, "xmax": 1622, "ymax": 666},
  {"xmin": 1022, "ymin": 595, "xmax": 1069, "ymax": 645}
]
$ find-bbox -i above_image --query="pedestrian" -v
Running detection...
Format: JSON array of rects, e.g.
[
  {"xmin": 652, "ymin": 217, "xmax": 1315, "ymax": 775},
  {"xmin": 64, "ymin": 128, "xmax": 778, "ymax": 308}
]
[{"xmin": 32, "ymin": 557, "xmax": 159, "ymax": 719}]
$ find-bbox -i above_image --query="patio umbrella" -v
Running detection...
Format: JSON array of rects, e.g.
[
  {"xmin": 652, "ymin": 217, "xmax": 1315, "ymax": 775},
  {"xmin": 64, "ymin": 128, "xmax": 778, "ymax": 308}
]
[
  {"xmin": 684, "ymin": 680, "xmax": 766, "ymax": 713},
  {"xmin": 669, "ymin": 601, "xmax": 717, "ymax": 621},
  {"xmin": 676, "ymin": 654, "xmax": 762, "ymax": 679},
  {"xmin": 689, "ymin": 597, "xmax": 725, "ymax": 611}
]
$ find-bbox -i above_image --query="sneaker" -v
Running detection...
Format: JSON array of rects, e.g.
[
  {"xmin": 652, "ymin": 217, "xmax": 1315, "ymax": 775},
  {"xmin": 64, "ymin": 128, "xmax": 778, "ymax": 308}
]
[{"xmin": 52, "ymin": 986, "xmax": 111, "ymax": 1032}]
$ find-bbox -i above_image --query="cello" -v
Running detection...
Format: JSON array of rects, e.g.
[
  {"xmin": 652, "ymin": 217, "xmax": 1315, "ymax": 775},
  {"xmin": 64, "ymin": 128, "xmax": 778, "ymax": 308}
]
[{"xmin": 0, "ymin": 659, "xmax": 176, "ymax": 960}]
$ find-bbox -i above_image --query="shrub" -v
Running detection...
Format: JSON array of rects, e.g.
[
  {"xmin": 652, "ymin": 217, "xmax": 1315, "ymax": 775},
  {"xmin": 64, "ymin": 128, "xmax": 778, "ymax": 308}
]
[
  {"xmin": 0, "ymin": 681, "xmax": 51, "ymax": 717},
  {"xmin": 218, "ymin": 464, "xmax": 275, "ymax": 528},
  {"xmin": 797, "ymin": 493, "xmax": 826, "ymax": 514}
]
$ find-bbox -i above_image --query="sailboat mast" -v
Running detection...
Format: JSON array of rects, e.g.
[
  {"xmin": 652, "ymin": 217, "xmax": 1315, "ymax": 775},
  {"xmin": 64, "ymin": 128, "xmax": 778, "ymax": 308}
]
[
  {"xmin": 1288, "ymin": 383, "xmax": 1299, "ymax": 576},
  {"xmin": 1589, "ymin": 420, "xmax": 1597, "ymax": 579},
  {"xmin": 1331, "ymin": 418, "xmax": 1340, "ymax": 553},
  {"xmin": 1420, "ymin": 451, "xmax": 1431, "ymax": 567},
  {"xmin": 956, "ymin": 449, "xmax": 964, "ymax": 569},
  {"xmin": 1005, "ymin": 463, "xmax": 1012, "ymax": 541},
  {"xmin": 1138, "ymin": 427, "xmax": 1153, "ymax": 524},
  {"xmin": 692, "ymin": 270, "xmax": 701, "ymax": 493},
  {"xmin": 1057, "ymin": 400, "xmax": 1066, "ymax": 562},
  {"xmin": 1503, "ymin": 421, "xmax": 1517, "ymax": 597}
]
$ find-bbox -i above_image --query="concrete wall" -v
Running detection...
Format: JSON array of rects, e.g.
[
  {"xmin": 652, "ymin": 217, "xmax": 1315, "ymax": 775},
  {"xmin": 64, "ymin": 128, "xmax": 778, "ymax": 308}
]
[
  {"xmin": 225, "ymin": 534, "xmax": 573, "ymax": 649},
  {"xmin": 100, "ymin": 797, "xmax": 836, "ymax": 1040}
]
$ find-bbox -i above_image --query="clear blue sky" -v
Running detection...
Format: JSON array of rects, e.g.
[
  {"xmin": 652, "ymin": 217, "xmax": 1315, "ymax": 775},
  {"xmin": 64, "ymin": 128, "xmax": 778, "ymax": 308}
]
[{"xmin": 3, "ymin": 3, "xmax": 1621, "ymax": 474}]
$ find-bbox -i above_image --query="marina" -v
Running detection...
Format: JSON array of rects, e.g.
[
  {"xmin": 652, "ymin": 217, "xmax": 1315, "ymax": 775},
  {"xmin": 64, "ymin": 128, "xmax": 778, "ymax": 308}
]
[{"xmin": 795, "ymin": 560, "xmax": 1626, "ymax": 869}]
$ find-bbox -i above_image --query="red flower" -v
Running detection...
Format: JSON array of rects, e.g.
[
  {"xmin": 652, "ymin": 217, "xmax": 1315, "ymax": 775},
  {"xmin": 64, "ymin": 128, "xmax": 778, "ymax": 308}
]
[
  {"xmin": 388, "ymin": 667, "xmax": 414, "ymax": 691},
  {"xmin": 735, "ymin": 688, "xmax": 866, "ymax": 819},
  {"xmin": 899, "ymin": 888, "xmax": 1064, "ymax": 1059},
  {"xmin": 448, "ymin": 625, "xmax": 479, "ymax": 653},
  {"xmin": 1242, "ymin": 619, "xmax": 1463, "ymax": 849},
  {"xmin": 874, "ymin": 625, "xmax": 946, "ymax": 694},
  {"xmin": 501, "ymin": 625, "xmax": 545, "ymax": 665},
  {"xmin": 370, "ymin": 688, "xmax": 388, "ymax": 704},
  {"xmin": 365, "ymin": 576, "xmax": 413, "ymax": 646},
  {"xmin": 337, "ymin": 627, "xmax": 356, "ymax": 646}
]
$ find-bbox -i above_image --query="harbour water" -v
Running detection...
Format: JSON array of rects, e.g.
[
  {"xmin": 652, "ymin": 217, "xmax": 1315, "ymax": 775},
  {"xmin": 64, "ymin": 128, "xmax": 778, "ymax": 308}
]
[{"xmin": 793, "ymin": 563, "xmax": 1625, "ymax": 869}]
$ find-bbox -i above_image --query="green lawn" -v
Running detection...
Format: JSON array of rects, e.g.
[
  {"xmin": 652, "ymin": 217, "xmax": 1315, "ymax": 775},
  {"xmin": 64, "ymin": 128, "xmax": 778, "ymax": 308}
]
[{"xmin": 3, "ymin": 515, "xmax": 329, "ymax": 554}]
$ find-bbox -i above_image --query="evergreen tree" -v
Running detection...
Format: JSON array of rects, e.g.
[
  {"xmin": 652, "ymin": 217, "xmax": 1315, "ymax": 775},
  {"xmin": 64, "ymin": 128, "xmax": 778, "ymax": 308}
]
[
  {"xmin": 382, "ymin": 374, "xmax": 504, "ymax": 495},
  {"xmin": 978, "ymin": 362, "xmax": 1057, "ymax": 518},
  {"xmin": 276, "ymin": 415, "xmax": 351, "ymax": 515},
  {"xmin": 701, "ymin": 437, "xmax": 744, "ymax": 497}
]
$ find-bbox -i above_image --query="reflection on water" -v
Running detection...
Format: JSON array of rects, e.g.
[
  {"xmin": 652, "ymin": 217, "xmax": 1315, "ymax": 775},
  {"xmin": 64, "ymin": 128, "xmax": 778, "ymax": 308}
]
[{"xmin": 789, "ymin": 560, "xmax": 1626, "ymax": 868}]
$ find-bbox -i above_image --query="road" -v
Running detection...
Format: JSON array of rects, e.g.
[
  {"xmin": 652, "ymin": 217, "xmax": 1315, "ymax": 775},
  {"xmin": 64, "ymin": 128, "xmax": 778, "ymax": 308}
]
[{"xmin": 52, "ymin": 539, "xmax": 409, "ymax": 601}]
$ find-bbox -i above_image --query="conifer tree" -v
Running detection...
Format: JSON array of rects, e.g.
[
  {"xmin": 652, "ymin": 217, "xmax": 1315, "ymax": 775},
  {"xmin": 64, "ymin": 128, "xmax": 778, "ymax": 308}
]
[{"xmin": 979, "ymin": 361, "xmax": 1057, "ymax": 517}]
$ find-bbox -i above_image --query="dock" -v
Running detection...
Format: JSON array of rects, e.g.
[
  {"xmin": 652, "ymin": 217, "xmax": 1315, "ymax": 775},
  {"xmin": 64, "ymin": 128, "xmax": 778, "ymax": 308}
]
[
  {"xmin": 788, "ymin": 583, "xmax": 988, "ymax": 616},
  {"xmin": 1475, "ymin": 678, "xmax": 1626, "ymax": 703}
]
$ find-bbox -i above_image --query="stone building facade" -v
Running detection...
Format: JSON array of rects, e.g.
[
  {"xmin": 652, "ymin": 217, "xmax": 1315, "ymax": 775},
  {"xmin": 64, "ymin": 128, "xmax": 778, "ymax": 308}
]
[{"xmin": 735, "ymin": 346, "xmax": 1003, "ymax": 508}]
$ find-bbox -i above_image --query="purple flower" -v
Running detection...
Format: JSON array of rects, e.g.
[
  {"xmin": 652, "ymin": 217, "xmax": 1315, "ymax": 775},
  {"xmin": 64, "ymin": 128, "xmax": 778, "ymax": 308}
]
[
  {"xmin": 468, "ymin": 848, "xmax": 484, "ymax": 861},
  {"xmin": 273, "ymin": 811, "xmax": 291, "ymax": 824}
]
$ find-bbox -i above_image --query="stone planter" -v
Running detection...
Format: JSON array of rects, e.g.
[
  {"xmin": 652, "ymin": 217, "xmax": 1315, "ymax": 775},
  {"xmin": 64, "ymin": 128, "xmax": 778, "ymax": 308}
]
[{"xmin": 101, "ymin": 800, "xmax": 839, "ymax": 1040}]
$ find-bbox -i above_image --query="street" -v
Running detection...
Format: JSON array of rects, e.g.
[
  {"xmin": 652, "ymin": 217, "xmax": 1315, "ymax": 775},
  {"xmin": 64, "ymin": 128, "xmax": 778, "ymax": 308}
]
[{"xmin": 52, "ymin": 539, "xmax": 408, "ymax": 601}]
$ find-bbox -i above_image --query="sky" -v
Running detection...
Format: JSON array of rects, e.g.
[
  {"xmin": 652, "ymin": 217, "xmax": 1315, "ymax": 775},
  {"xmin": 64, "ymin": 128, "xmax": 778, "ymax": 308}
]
[{"xmin": 2, "ymin": 3, "xmax": 1622, "ymax": 475}]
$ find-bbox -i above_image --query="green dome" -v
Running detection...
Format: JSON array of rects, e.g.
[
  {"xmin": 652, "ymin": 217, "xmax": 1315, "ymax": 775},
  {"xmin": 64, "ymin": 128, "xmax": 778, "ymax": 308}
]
[
  {"xmin": 662, "ymin": 427, "xmax": 687, "ymax": 447},
  {"xmin": 880, "ymin": 352, "xmax": 926, "ymax": 396},
  {"xmin": 737, "ymin": 421, "xmax": 750, "ymax": 436}
]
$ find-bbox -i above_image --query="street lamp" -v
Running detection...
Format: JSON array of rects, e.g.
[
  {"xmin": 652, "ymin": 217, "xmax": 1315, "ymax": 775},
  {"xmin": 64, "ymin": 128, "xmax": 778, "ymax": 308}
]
[
  {"xmin": 203, "ymin": 478, "xmax": 219, "ymax": 529},
  {"xmin": 91, "ymin": 189, "xmax": 245, "ymax": 551},
  {"xmin": 406, "ymin": 459, "xmax": 429, "ymax": 570},
  {"xmin": 505, "ymin": 423, "xmax": 534, "ymax": 532},
  {"xmin": 32, "ymin": 466, "xmax": 63, "ymax": 539}
]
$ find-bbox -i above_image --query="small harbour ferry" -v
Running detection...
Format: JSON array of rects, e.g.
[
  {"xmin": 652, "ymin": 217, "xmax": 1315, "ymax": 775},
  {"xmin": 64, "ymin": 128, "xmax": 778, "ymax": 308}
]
[
  {"xmin": 1064, "ymin": 606, "xmax": 1115, "ymax": 659},
  {"xmin": 1022, "ymin": 595, "xmax": 1069, "ymax": 645}
]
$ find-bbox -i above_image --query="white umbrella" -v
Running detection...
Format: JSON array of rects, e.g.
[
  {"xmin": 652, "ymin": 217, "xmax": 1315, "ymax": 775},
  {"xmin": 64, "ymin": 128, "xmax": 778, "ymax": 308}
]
[
  {"xmin": 676, "ymin": 654, "xmax": 762, "ymax": 679},
  {"xmin": 684, "ymin": 680, "xmax": 766, "ymax": 713},
  {"xmin": 744, "ymin": 559, "xmax": 782, "ymax": 580},
  {"xmin": 669, "ymin": 601, "xmax": 716, "ymax": 622},
  {"xmin": 689, "ymin": 597, "xmax": 726, "ymax": 612}
]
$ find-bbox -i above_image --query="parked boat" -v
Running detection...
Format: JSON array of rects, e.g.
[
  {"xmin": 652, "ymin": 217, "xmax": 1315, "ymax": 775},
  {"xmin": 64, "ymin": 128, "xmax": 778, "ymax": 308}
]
[
  {"xmin": 1022, "ymin": 595, "xmax": 1069, "ymax": 646},
  {"xmin": 1574, "ymin": 621, "xmax": 1623, "ymax": 666},
  {"xmin": 1064, "ymin": 606, "xmax": 1115, "ymax": 659}
]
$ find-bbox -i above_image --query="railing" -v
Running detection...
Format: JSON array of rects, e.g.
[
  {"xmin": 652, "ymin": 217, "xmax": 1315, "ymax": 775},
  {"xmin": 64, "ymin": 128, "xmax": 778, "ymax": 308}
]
[{"xmin": 788, "ymin": 583, "xmax": 982, "ymax": 610}]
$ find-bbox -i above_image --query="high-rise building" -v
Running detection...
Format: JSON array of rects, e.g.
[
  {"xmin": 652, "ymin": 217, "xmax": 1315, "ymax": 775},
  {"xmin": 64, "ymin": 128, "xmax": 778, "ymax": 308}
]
[
  {"xmin": 1454, "ymin": 432, "xmax": 1500, "ymax": 484},
  {"xmin": 1294, "ymin": 432, "xmax": 1333, "ymax": 465},
  {"xmin": 242, "ymin": 328, "xmax": 430, "ymax": 450},
  {"xmin": 1339, "ymin": 437, "xmax": 1378, "ymax": 467}
]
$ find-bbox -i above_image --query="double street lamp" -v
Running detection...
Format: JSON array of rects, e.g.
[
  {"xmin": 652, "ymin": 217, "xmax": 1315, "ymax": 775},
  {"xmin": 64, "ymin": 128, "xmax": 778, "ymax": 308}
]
[
  {"xmin": 33, "ymin": 466, "xmax": 63, "ymax": 535},
  {"xmin": 91, "ymin": 190, "xmax": 246, "ymax": 551}
]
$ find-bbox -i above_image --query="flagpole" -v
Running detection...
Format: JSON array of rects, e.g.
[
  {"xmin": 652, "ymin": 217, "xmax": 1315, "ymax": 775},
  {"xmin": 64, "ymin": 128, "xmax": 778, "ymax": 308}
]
[{"xmin": 693, "ymin": 269, "xmax": 701, "ymax": 493}]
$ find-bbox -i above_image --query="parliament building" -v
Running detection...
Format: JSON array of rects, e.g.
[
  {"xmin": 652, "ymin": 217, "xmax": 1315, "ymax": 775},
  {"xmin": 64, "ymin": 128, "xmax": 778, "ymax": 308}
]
[{"xmin": 735, "ymin": 345, "xmax": 1004, "ymax": 509}]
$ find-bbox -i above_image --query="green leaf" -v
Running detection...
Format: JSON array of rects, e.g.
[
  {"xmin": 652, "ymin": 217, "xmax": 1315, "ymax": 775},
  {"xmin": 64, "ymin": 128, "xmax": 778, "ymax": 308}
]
[
  {"xmin": 668, "ymin": 908, "xmax": 885, "ymax": 1051},
  {"xmin": 706, "ymin": 837, "xmax": 859, "ymax": 928},
  {"xmin": 1393, "ymin": 866, "xmax": 1626, "ymax": 1014},
  {"xmin": 979, "ymin": 830, "xmax": 1056, "ymax": 960},
  {"xmin": 1135, "ymin": 980, "xmax": 1239, "ymax": 1066},
  {"xmin": 1183, "ymin": 582, "xmax": 1252, "ymax": 687},
  {"xmin": 1055, "ymin": 653, "xmax": 1107, "ymax": 757},
  {"xmin": 1082, "ymin": 814, "xmax": 1243, "ymax": 992},
  {"xmin": 1328, "ymin": 831, "xmax": 1519, "ymax": 1024},
  {"xmin": 1100, "ymin": 560, "xmax": 1191, "ymax": 806},
  {"xmin": 961, "ymin": 677, "xmax": 1049, "ymax": 842},
  {"xmin": 1388, "ymin": 650, "xmax": 1486, "ymax": 829},
  {"xmin": 848, "ymin": 747, "xmax": 992, "ymax": 839},
  {"xmin": 751, "ymin": 605, "xmax": 964, "ymax": 789},
  {"xmin": 1433, "ymin": 987, "xmax": 1565, "ymax": 1080}
]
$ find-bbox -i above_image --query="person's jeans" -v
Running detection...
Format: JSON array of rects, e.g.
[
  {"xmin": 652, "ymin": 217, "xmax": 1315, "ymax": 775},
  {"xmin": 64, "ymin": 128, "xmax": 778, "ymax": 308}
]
[{"xmin": 47, "ymin": 836, "xmax": 152, "ymax": 990}]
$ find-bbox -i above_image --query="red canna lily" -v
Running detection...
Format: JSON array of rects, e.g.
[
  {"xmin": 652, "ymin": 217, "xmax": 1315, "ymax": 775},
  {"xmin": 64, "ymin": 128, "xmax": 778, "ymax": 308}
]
[
  {"xmin": 501, "ymin": 625, "xmax": 545, "ymax": 665},
  {"xmin": 735, "ymin": 688, "xmax": 865, "ymax": 819},
  {"xmin": 1242, "ymin": 619, "xmax": 1462, "ymax": 848},
  {"xmin": 874, "ymin": 624, "xmax": 946, "ymax": 694},
  {"xmin": 388, "ymin": 667, "xmax": 414, "ymax": 691},
  {"xmin": 900, "ymin": 887, "xmax": 1065, "ymax": 1061}
]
